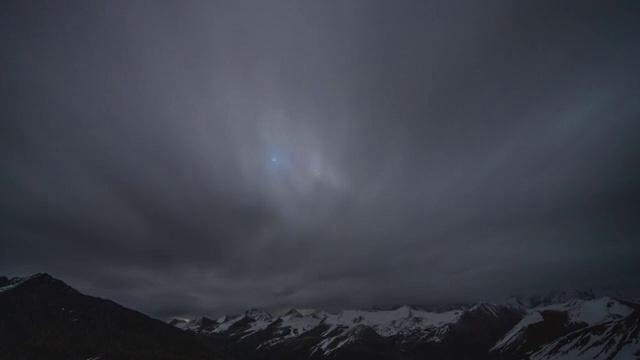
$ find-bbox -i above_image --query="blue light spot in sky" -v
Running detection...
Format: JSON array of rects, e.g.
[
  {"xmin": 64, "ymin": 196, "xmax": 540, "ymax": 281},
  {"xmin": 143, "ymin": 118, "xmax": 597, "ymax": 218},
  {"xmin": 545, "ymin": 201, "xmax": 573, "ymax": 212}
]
[{"xmin": 270, "ymin": 156, "xmax": 281, "ymax": 171}]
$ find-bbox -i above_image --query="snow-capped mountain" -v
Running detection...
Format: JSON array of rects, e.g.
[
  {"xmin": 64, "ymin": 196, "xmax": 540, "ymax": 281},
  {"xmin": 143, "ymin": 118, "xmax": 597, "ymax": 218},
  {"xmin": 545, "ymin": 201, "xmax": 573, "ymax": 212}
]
[
  {"xmin": 530, "ymin": 301, "xmax": 640, "ymax": 360},
  {"xmin": 502, "ymin": 288, "xmax": 640, "ymax": 309},
  {"xmin": 171, "ymin": 303, "xmax": 522, "ymax": 359},
  {"xmin": 3, "ymin": 274, "xmax": 637, "ymax": 360},
  {"xmin": 491, "ymin": 297, "xmax": 638, "ymax": 359},
  {"xmin": 245, "ymin": 308, "xmax": 273, "ymax": 322},
  {"xmin": 172, "ymin": 295, "xmax": 640, "ymax": 359},
  {"xmin": 503, "ymin": 289, "xmax": 596, "ymax": 309}
]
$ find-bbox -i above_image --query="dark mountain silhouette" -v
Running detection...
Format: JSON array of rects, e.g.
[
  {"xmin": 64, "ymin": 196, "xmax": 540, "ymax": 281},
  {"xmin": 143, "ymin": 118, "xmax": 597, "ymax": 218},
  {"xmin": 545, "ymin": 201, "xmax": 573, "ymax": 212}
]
[{"xmin": 0, "ymin": 274, "xmax": 226, "ymax": 360}]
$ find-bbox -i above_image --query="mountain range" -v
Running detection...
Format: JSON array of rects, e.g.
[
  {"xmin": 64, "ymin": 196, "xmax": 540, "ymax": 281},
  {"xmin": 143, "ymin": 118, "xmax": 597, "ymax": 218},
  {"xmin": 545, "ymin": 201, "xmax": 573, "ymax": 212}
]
[{"xmin": 1, "ymin": 273, "xmax": 638, "ymax": 359}]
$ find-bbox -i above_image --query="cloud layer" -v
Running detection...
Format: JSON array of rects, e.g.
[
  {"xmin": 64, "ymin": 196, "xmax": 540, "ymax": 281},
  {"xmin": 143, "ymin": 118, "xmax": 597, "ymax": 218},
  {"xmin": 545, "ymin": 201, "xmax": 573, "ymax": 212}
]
[{"xmin": 2, "ymin": 1, "xmax": 639, "ymax": 318}]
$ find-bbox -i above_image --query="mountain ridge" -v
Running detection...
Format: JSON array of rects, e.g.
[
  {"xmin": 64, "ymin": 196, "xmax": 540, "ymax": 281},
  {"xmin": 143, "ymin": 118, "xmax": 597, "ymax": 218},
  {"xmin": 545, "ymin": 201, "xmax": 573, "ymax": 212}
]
[
  {"xmin": 0, "ymin": 273, "xmax": 227, "ymax": 360},
  {"xmin": 2, "ymin": 273, "xmax": 638, "ymax": 359},
  {"xmin": 173, "ymin": 291, "xmax": 640, "ymax": 359}
]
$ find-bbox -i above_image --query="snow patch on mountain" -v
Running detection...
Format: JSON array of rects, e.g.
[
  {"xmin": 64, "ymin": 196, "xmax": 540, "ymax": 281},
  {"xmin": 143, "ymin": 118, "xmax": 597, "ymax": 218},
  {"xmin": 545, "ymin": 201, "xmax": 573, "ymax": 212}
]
[
  {"xmin": 537, "ymin": 297, "xmax": 632, "ymax": 325},
  {"xmin": 245, "ymin": 309, "xmax": 273, "ymax": 321},
  {"xmin": 492, "ymin": 311, "xmax": 544, "ymax": 352},
  {"xmin": 530, "ymin": 312, "xmax": 640, "ymax": 360},
  {"xmin": 0, "ymin": 282, "xmax": 21, "ymax": 294},
  {"xmin": 281, "ymin": 314, "xmax": 323, "ymax": 337},
  {"xmin": 0, "ymin": 276, "xmax": 29, "ymax": 293},
  {"xmin": 492, "ymin": 297, "xmax": 636, "ymax": 355},
  {"xmin": 320, "ymin": 306, "xmax": 461, "ymax": 338},
  {"xmin": 228, "ymin": 305, "xmax": 464, "ymax": 350},
  {"xmin": 240, "ymin": 319, "xmax": 272, "ymax": 339},
  {"xmin": 310, "ymin": 325, "xmax": 369, "ymax": 356},
  {"xmin": 211, "ymin": 315, "xmax": 245, "ymax": 333}
]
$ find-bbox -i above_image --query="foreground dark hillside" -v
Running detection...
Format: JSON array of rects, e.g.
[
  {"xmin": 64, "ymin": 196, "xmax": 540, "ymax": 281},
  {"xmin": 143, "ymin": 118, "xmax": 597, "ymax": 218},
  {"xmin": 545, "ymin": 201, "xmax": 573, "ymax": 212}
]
[{"xmin": 0, "ymin": 274, "xmax": 225, "ymax": 360}]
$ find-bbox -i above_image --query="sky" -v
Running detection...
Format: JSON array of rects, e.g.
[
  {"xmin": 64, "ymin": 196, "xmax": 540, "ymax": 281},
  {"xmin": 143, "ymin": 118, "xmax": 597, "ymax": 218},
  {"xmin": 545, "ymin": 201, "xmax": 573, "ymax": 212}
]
[{"xmin": 1, "ymin": 0, "xmax": 640, "ymax": 319}]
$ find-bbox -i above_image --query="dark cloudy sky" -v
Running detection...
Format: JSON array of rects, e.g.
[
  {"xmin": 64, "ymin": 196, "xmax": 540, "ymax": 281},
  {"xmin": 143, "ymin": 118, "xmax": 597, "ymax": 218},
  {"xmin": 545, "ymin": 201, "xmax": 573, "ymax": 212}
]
[{"xmin": 2, "ymin": 0, "xmax": 640, "ymax": 319}]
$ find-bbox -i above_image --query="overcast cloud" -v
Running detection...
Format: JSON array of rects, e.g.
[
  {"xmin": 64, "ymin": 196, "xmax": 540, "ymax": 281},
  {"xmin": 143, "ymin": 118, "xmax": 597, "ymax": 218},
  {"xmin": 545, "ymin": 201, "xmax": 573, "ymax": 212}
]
[{"xmin": 1, "ymin": 0, "xmax": 639, "ymax": 319}]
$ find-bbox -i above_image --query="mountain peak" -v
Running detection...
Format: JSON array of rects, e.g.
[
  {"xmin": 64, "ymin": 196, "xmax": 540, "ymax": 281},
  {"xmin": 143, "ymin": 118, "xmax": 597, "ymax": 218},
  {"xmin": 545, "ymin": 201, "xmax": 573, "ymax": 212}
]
[
  {"xmin": 0, "ymin": 273, "xmax": 225, "ymax": 359},
  {"xmin": 310, "ymin": 309, "xmax": 330, "ymax": 320},
  {"xmin": 1, "ymin": 273, "xmax": 77, "ymax": 297},
  {"xmin": 194, "ymin": 316, "xmax": 216, "ymax": 328},
  {"xmin": 245, "ymin": 308, "xmax": 273, "ymax": 321},
  {"xmin": 169, "ymin": 318, "xmax": 188, "ymax": 326},
  {"xmin": 504, "ymin": 288, "xmax": 601, "ymax": 309},
  {"xmin": 282, "ymin": 308, "xmax": 303, "ymax": 318},
  {"xmin": 30, "ymin": 272, "xmax": 54, "ymax": 280}
]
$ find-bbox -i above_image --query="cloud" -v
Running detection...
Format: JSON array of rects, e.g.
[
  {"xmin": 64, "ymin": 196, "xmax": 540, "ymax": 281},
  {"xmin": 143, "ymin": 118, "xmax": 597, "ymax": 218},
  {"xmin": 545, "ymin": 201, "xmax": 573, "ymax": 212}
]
[{"xmin": 1, "ymin": 0, "xmax": 639, "ymax": 319}]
